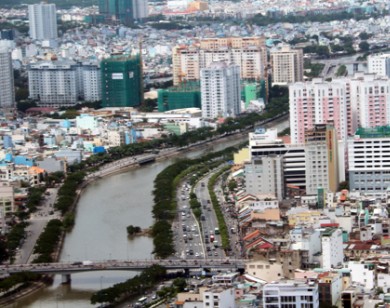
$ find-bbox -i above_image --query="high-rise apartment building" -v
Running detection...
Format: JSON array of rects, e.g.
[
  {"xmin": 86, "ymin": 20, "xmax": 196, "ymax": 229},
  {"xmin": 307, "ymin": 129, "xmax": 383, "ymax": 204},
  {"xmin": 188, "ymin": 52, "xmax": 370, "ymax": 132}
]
[
  {"xmin": 304, "ymin": 124, "xmax": 339, "ymax": 195},
  {"xmin": 28, "ymin": 3, "xmax": 58, "ymax": 40},
  {"xmin": 0, "ymin": 48, "xmax": 15, "ymax": 109},
  {"xmin": 348, "ymin": 126, "xmax": 390, "ymax": 197},
  {"xmin": 82, "ymin": 62, "xmax": 102, "ymax": 102},
  {"xmin": 200, "ymin": 62, "xmax": 240, "ymax": 119},
  {"xmin": 99, "ymin": 0, "xmax": 134, "ymax": 26},
  {"xmin": 289, "ymin": 73, "xmax": 390, "ymax": 144},
  {"xmin": 28, "ymin": 60, "xmax": 101, "ymax": 107},
  {"xmin": 248, "ymin": 128, "xmax": 306, "ymax": 191},
  {"xmin": 101, "ymin": 54, "xmax": 142, "ymax": 108},
  {"xmin": 270, "ymin": 44, "xmax": 304, "ymax": 85},
  {"xmin": 132, "ymin": 0, "xmax": 148, "ymax": 20},
  {"xmin": 245, "ymin": 155, "xmax": 285, "ymax": 200},
  {"xmin": 368, "ymin": 53, "xmax": 390, "ymax": 77},
  {"xmin": 172, "ymin": 37, "xmax": 266, "ymax": 86},
  {"xmin": 263, "ymin": 280, "xmax": 319, "ymax": 308}
]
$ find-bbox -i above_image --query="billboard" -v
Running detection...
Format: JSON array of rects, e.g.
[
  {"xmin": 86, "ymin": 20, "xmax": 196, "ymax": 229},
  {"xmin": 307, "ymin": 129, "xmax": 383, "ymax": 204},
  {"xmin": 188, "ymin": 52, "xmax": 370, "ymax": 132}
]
[{"xmin": 112, "ymin": 73, "xmax": 123, "ymax": 80}]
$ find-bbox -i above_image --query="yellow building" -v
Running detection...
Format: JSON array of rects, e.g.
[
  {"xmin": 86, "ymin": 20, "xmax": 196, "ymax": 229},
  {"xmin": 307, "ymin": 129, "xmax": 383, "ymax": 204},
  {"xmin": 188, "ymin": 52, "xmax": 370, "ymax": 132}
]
[
  {"xmin": 288, "ymin": 211, "xmax": 322, "ymax": 227},
  {"xmin": 172, "ymin": 37, "xmax": 267, "ymax": 85},
  {"xmin": 234, "ymin": 148, "xmax": 250, "ymax": 165}
]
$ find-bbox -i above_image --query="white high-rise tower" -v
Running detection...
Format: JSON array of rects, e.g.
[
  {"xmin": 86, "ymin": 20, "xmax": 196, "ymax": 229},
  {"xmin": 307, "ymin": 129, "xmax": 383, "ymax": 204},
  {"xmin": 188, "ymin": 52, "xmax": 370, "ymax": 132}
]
[
  {"xmin": 200, "ymin": 61, "xmax": 241, "ymax": 119},
  {"xmin": 0, "ymin": 48, "xmax": 15, "ymax": 109},
  {"xmin": 28, "ymin": 3, "xmax": 58, "ymax": 40}
]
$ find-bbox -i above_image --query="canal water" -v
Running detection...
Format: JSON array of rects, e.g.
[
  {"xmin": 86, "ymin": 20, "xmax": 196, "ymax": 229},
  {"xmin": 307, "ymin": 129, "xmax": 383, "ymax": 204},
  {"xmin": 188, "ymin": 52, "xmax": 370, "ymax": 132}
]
[{"xmin": 14, "ymin": 120, "xmax": 288, "ymax": 307}]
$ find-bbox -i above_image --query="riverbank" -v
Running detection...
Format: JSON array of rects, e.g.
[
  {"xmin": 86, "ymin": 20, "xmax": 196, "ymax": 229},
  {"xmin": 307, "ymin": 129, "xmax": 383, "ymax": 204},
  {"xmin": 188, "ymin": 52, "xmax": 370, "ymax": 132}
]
[{"xmin": 6, "ymin": 115, "xmax": 289, "ymax": 306}]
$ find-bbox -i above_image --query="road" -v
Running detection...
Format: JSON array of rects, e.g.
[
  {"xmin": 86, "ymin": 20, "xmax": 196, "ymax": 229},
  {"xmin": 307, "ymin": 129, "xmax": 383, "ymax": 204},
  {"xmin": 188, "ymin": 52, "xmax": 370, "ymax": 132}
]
[
  {"xmin": 14, "ymin": 187, "xmax": 60, "ymax": 264},
  {"xmin": 194, "ymin": 167, "xmax": 227, "ymax": 260},
  {"xmin": 173, "ymin": 180, "xmax": 205, "ymax": 260}
]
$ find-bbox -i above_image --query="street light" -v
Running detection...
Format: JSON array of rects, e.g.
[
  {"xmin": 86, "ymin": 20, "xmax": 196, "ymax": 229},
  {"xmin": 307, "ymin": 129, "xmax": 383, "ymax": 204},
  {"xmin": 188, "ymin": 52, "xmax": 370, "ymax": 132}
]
[{"xmin": 100, "ymin": 276, "xmax": 104, "ymax": 290}]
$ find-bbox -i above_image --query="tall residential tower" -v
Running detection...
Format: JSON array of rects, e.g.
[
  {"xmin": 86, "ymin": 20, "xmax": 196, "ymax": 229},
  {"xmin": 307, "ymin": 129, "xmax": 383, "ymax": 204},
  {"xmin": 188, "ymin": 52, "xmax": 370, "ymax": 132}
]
[
  {"xmin": 200, "ymin": 62, "xmax": 240, "ymax": 119},
  {"xmin": 0, "ymin": 48, "xmax": 15, "ymax": 109},
  {"xmin": 28, "ymin": 3, "xmax": 58, "ymax": 40}
]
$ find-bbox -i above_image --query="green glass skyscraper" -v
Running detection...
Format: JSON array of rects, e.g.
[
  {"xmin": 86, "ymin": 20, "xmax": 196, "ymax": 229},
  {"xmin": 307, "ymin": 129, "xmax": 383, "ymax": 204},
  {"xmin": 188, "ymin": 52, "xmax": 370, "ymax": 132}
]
[
  {"xmin": 98, "ymin": 0, "xmax": 133, "ymax": 26},
  {"xmin": 101, "ymin": 54, "xmax": 142, "ymax": 108}
]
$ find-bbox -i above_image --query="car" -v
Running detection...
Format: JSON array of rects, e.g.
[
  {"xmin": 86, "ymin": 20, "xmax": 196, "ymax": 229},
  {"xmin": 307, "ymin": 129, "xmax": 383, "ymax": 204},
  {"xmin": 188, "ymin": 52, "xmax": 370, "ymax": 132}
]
[
  {"xmin": 195, "ymin": 253, "xmax": 200, "ymax": 257},
  {"xmin": 214, "ymin": 251, "xmax": 218, "ymax": 256},
  {"xmin": 206, "ymin": 246, "xmax": 211, "ymax": 251},
  {"xmin": 205, "ymin": 234, "xmax": 209, "ymax": 239},
  {"xmin": 205, "ymin": 239, "xmax": 209, "ymax": 244}
]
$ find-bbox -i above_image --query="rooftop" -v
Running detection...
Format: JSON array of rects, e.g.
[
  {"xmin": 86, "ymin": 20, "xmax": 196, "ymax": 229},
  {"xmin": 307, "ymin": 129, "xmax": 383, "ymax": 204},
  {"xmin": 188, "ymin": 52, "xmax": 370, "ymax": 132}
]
[{"xmin": 355, "ymin": 126, "xmax": 390, "ymax": 138}]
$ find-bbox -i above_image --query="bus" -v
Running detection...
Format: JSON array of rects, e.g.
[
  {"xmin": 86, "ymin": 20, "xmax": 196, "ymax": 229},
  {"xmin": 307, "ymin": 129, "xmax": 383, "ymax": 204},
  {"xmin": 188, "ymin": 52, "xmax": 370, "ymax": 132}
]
[{"xmin": 138, "ymin": 296, "xmax": 147, "ymax": 304}]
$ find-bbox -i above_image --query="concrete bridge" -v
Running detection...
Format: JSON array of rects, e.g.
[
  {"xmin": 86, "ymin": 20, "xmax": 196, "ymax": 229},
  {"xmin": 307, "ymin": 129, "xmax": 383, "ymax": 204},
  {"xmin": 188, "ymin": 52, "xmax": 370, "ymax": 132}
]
[{"xmin": 0, "ymin": 259, "xmax": 246, "ymax": 284}]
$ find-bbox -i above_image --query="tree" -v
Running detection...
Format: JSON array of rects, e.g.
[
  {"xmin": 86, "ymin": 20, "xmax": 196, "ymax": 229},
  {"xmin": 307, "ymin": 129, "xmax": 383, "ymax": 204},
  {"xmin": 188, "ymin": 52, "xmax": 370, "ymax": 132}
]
[
  {"xmin": 338, "ymin": 181, "xmax": 349, "ymax": 191},
  {"xmin": 173, "ymin": 277, "xmax": 187, "ymax": 292},
  {"xmin": 359, "ymin": 41, "xmax": 370, "ymax": 52},
  {"xmin": 359, "ymin": 32, "xmax": 371, "ymax": 40},
  {"xmin": 227, "ymin": 179, "xmax": 237, "ymax": 191},
  {"xmin": 336, "ymin": 65, "xmax": 347, "ymax": 77},
  {"xmin": 127, "ymin": 225, "xmax": 141, "ymax": 235}
]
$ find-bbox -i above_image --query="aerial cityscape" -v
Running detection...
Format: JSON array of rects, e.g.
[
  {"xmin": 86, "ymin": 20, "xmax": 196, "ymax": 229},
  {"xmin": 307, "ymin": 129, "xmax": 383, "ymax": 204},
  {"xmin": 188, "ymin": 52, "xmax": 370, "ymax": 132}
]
[{"xmin": 0, "ymin": 0, "xmax": 390, "ymax": 307}]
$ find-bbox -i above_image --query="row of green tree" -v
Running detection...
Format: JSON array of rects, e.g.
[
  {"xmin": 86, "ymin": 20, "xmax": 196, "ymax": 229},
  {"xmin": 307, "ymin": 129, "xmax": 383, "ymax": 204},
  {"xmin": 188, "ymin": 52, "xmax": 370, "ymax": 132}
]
[
  {"xmin": 54, "ymin": 171, "xmax": 85, "ymax": 215},
  {"xmin": 69, "ymin": 86, "xmax": 288, "ymax": 175},
  {"xmin": 90, "ymin": 264, "xmax": 166, "ymax": 305},
  {"xmin": 249, "ymin": 9, "xmax": 386, "ymax": 26},
  {"xmin": 0, "ymin": 272, "xmax": 41, "ymax": 294},
  {"xmin": 208, "ymin": 166, "xmax": 232, "ymax": 250},
  {"xmin": 32, "ymin": 219, "xmax": 63, "ymax": 263},
  {"xmin": 152, "ymin": 146, "xmax": 241, "ymax": 258}
]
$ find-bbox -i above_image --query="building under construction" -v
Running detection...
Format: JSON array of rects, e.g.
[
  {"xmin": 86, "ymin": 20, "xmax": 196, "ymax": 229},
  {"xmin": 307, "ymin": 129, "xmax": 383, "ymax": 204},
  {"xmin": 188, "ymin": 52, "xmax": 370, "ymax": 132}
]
[
  {"xmin": 157, "ymin": 81, "xmax": 201, "ymax": 112},
  {"xmin": 101, "ymin": 54, "xmax": 142, "ymax": 108}
]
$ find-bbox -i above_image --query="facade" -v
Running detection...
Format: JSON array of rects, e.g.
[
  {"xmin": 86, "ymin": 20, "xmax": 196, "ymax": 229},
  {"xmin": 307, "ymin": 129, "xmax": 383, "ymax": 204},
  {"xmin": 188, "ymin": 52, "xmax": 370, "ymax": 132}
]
[
  {"xmin": 101, "ymin": 54, "xmax": 142, "ymax": 108},
  {"xmin": 321, "ymin": 228, "xmax": 343, "ymax": 269},
  {"xmin": 200, "ymin": 62, "xmax": 240, "ymax": 119},
  {"xmin": 157, "ymin": 82, "xmax": 201, "ymax": 112},
  {"xmin": 28, "ymin": 3, "xmax": 58, "ymax": 40},
  {"xmin": 0, "ymin": 182, "xmax": 14, "ymax": 215},
  {"xmin": 348, "ymin": 126, "xmax": 390, "ymax": 196},
  {"xmin": 290, "ymin": 227, "xmax": 321, "ymax": 267},
  {"xmin": 305, "ymin": 124, "xmax": 339, "ymax": 195},
  {"xmin": 318, "ymin": 271, "xmax": 343, "ymax": 306},
  {"xmin": 98, "ymin": 0, "xmax": 133, "ymax": 26},
  {"xmin": 172, "ymin": 37, "xmax": 266, "ymax": 86},
  {"xmin": 28, "ymin": 60, "xmax": 101, "ymax": 107},
  {"xmin": 0, "ymin": 48, "xmax": 15, "ymax": 109},
  {"xmin": 263, "ymin": 280, "xmax": 319, "ymax": 308},
  {"xmin": 249, "ymin": 128, "xmax": 306, "ymax": 190},
  {"xmin": 202, "ymin": 287, "xmax": 235, "ymax": 308},
  {"xmin": 244, "ymin": 155, "xmax": 284, "ymax": 201},
  {"xmin": 82, "ymin": 63, "xmax": 101, "ymax": 102},
  {"xmin": 368, "ymin": 53, "xmax": 390, "ymax": 77},
  {"xmin": 289, "ymin": 73, "xmax": 390, "ymax": 144},
  {"xmin": 347, "ymin": 261, "xmax": 375, "ymax": 291},
  {"xmin": 270, "ymin": 44, "xmax": 304, "ymax": 85}
]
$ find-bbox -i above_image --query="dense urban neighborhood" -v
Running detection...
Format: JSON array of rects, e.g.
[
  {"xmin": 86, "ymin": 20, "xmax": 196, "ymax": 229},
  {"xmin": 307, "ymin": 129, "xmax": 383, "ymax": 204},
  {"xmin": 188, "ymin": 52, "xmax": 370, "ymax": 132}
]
[{"xmin": 0, "ymin": 0, "xmax": 390, "ymax": 307}]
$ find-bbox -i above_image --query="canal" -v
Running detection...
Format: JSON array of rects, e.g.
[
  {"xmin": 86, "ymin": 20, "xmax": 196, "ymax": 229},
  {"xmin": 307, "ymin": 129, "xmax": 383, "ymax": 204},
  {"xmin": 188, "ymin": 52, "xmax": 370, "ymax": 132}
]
[{"xmin": 13, "ymin": 119, "xmax": 288, "ymax": 307}]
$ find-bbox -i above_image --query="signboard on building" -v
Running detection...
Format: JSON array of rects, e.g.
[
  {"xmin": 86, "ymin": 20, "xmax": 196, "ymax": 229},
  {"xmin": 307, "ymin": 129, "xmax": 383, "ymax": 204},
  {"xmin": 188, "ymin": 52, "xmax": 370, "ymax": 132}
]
[{"xmin": 112, "ymin": 73, "xmax": 123, "ymax": 80}]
